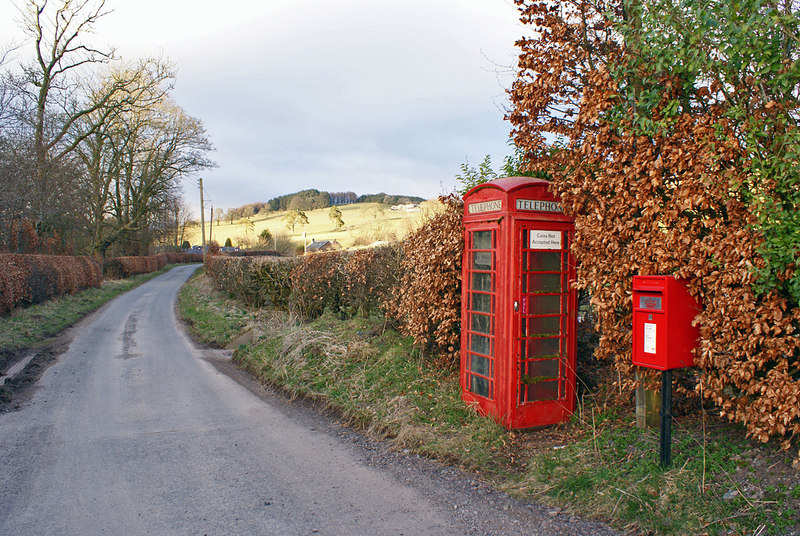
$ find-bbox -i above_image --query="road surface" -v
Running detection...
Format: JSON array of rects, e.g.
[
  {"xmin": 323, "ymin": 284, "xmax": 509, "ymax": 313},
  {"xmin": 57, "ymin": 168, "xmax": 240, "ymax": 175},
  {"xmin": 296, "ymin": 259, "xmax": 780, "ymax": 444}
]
[{"xmin": 0, "ymin": 265, "xmax": 615, "ymax": 535}]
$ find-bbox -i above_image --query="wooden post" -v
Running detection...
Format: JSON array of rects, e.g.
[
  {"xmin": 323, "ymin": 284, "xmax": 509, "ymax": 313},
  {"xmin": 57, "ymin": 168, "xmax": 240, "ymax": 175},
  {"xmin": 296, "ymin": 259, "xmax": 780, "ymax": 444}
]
[
  {"xmin": 199, "ymin": 178, "xmax": 206, "ymax": 264},
  {"xmin": 635, "ymin": 369, "xmax": 661, "ymax": 429}
]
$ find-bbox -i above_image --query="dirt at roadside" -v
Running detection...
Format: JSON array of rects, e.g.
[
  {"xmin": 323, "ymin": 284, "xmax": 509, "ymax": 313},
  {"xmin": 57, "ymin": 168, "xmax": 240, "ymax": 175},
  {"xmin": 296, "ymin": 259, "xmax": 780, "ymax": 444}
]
[{"xmin": 0, "ymin": 334, "xmax": 72, "ymax": 412}]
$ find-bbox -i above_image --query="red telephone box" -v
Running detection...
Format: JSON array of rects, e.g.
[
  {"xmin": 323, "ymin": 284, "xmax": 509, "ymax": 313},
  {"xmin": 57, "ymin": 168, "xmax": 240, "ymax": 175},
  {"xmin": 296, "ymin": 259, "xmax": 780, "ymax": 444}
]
[{"xmin": 461, "ymin": 177, "xmax": 577, "ymax": 428}]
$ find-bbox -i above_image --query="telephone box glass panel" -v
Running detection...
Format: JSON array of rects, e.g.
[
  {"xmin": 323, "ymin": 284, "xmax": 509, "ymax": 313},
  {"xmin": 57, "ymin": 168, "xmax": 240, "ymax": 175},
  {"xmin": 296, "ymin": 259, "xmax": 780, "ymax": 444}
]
[
  {"xmin": 465, "ymin": 230, "xmax": 497, "ymax": 400},
  {"xmin": 519, "ymin": 228, "xmax": 569, "ymax": 405}
]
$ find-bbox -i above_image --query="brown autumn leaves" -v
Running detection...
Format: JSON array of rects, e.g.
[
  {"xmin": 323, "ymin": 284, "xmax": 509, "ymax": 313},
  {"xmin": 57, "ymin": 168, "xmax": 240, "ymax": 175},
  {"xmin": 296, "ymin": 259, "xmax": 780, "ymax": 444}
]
[{"xmin": 507, "ymin": 0, "xmax": 800, "ymax": 448}]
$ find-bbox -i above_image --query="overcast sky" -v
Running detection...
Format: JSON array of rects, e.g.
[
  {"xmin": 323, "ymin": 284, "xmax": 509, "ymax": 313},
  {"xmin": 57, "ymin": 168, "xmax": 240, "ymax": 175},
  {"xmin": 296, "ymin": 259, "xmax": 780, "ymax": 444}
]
[{"xmin": 1, "ymin": 0, "xmax": 526, "ymax": 214}]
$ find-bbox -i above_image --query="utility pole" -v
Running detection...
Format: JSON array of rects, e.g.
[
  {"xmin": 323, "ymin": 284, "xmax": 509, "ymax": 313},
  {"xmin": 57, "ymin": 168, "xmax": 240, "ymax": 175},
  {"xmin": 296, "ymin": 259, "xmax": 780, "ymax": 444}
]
[
  {"xmin": 199, "ymin": 178, "xmax": 206, "ymax": 264},
  {"xmin": 209, "ymin": 204, "xmax": 213, "ymax": 245}
]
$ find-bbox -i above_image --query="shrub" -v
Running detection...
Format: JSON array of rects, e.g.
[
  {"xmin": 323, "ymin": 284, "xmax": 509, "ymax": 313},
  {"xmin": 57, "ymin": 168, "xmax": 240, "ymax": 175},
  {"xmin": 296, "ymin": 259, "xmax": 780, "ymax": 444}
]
[
  {"xmin": 205, "ymin": 255, "xmax": 299, "ymax": 309},
  {"xmin": 508, "ymin": 0, "xmax": 800, "ymax": 448},
  {"xmin": 290, "ymin": 252, "xmax": 345, "ymax": 319},
  {"xmin": 388, "ymin": 195, "xmax": 463, "ymax": 363},
  {"xmin": 101, "ymin": 253, "xmax": 200, "ymax": 279},
  {"xmin": 341, "ymin": 245, "xmax": 402, "ymax": 318},
  {"xmin": 0, "ymin": 254, "xmax": 102, "ymax": 315}
]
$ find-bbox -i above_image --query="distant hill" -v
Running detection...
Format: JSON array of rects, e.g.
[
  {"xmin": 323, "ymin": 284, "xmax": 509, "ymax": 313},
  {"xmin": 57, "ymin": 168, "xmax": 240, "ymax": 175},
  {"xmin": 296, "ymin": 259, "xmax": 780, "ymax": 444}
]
[
  {"xmin": 226, "ymin": 190, "xmax": 427, "ymax": 218},
  {"xmin": 264, "ymin": 190, "xmax": 425, "ymax": 212},
  {"xmin": 190, "ymin": 199, "xmax": 432, "ymax": 251}
]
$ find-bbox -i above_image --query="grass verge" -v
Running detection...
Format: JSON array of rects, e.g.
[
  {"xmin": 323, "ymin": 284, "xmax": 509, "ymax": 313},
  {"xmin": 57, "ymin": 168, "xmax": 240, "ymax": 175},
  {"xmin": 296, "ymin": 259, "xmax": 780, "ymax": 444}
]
[{"xmin": 178, "ymin": 271, "xmax": 800, "ymax": 536}]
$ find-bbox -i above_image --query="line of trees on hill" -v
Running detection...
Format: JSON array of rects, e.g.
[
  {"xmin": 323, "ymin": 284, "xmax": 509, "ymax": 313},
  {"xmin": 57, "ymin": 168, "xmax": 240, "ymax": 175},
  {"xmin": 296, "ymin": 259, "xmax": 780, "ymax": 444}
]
[
  {"xmin": 0, "ymin": 0, "xmax": 213, "ymax": 257},
  {"xmin": 221, "ymin": 190, "xmax": 426, "ymax": 223}
]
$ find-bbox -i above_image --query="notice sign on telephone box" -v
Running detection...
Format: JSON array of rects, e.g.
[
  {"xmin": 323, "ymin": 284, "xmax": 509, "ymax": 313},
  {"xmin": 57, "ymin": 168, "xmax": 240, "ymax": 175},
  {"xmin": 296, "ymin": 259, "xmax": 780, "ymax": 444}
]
[{"xmin": 529, "ymin": 230, "xmax": 562, "ymax": 250}]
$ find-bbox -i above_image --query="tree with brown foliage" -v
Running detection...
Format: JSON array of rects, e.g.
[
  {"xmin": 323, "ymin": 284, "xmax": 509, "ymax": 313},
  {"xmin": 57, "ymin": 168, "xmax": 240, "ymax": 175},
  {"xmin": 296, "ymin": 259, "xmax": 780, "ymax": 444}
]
[{"xmin": 509, "ymin": 0, "xmax": 800, "ymax": 449}]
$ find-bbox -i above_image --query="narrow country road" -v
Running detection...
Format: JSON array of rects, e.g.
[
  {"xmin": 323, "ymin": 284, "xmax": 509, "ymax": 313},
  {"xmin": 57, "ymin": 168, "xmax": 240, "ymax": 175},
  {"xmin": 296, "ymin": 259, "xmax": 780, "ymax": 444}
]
[{"xmin": 0, "ymin": 265, "xmax": 615, "ymax": 536}]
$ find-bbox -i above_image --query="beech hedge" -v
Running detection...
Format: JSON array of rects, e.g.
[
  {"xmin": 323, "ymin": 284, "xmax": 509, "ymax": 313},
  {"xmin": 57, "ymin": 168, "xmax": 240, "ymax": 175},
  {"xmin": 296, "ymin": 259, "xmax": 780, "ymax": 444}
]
[
  {"xmin": 102, "ymin": 252, "xmax": 202, "ymax": 279},
  {"xmin": 0, "ymin": 254, "xmax": 102, "ymax": 315},
  {"xmin": 0, "ymin": 252, "xmax": 202, "ymax": 316},
  {"xmin": 204, "ymin": 244, "xmax": 403, "ymax": 321}
]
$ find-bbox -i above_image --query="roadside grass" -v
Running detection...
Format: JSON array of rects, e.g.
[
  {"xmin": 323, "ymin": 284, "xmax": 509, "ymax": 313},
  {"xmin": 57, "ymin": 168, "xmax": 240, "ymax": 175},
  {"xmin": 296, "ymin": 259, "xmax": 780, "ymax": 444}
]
[
  {"xmin": 178, "ymin": 270, "xmax": 800, "ymax": 536},
  {"xmin": 502, "ymin": 417, "xmax": 800, "ymax": 535},
  {"xmin": 177, "ymin": 269, "xmax": 257, "ymax": 347},
  {"xmin": 0, "ymin": 265, "xmax": 181, "ymax": 357}
]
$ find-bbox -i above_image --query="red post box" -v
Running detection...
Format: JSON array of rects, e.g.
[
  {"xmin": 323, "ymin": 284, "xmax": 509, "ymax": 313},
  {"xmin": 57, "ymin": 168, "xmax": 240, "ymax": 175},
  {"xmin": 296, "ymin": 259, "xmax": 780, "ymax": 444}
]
[
  {"xmin": 461, "ymin": 177, "xmax": 577, "ymax": 428},
  {"xmin": 632, "ymin": 275, "xmax": 701, "ymax": 370}
]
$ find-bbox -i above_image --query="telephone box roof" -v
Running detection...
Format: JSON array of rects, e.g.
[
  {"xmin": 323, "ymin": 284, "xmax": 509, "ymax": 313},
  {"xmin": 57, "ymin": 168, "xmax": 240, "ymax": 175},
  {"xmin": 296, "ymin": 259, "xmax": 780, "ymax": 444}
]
[{"xmin": 464, "ymin": 176, "xmax": 550, "ymax": 197}]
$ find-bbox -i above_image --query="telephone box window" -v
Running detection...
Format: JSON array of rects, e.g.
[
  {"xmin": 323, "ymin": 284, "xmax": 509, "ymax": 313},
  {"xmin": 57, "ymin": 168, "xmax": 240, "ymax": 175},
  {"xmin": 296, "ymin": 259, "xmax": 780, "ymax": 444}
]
[{"xmin": 465, "ymin": 229, "xmax": 497, "ymax": 400}]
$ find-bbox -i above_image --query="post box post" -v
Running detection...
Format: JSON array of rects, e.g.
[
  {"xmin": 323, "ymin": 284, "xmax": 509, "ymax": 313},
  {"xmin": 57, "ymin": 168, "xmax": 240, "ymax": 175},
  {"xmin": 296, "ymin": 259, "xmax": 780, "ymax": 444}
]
[{"xmin": 659, "ymin": 369, "xmax": 673, "ymax": 468}]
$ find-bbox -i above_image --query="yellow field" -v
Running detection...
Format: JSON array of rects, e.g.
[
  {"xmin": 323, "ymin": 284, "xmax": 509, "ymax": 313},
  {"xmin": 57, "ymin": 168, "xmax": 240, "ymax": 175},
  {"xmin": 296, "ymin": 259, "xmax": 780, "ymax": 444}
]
[{"xmin": 186, "ymin": 202, "xmax": 439, "ymax": 251}]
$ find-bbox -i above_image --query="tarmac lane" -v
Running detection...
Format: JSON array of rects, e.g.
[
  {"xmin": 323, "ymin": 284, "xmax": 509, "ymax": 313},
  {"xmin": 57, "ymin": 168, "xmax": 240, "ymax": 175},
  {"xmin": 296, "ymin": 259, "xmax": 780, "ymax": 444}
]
[{"xmin": 0, "ymin": 264, "xmax": 616, "ymax": 536}]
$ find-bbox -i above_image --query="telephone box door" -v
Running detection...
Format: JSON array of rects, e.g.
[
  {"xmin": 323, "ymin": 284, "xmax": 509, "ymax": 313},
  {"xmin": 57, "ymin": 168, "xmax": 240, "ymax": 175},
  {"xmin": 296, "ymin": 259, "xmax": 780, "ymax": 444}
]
[{"xmin": 513, "ymin": 222, "xmax": 577, "ymax": 427}]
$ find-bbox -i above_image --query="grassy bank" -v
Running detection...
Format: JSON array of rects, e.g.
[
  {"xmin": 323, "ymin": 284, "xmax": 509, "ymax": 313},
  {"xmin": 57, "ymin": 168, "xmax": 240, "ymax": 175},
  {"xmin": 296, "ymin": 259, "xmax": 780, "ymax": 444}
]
[{"xmin": 178, "ymin": 270, "xmax": 800, "ymax": 535}]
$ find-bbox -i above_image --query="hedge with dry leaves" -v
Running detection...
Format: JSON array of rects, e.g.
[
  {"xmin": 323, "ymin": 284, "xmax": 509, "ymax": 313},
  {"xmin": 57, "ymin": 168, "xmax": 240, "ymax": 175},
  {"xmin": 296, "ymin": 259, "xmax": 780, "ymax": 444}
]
[
  {"xmin": 205, "ymin": 255, "xmax": 299, "ymax": 310},
  {"xmin": 205, "ymin": 246, "xmax": 402, "ymax": 321},
  {"xmin": 0, "ymin": 254, "xmax": 102, "ymax": 315},
  {"xmin": 386, "ymin": 196, "xmax": 463, "ymax": 363},
  {"xmin": 509, "ymin": 0, "xmax": 800, "ymax": 448},
  {"xmin": 341, "ymin": 245, "xmax": 402, "ymax": 318},
  {"xmin": 102, "ymin": 252, "xmax": 202, "ymax": 279},
  {"xmin": 289, "ymin": 251, "xmax": 345, "ymax": 319}
]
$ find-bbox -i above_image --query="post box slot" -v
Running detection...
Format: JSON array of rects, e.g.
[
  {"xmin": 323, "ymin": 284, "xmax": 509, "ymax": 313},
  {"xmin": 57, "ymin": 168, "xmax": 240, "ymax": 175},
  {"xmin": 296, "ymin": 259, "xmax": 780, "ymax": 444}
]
[{"xmin": 635, "ymin": 282, "xmax": 666, "ymax": 292}]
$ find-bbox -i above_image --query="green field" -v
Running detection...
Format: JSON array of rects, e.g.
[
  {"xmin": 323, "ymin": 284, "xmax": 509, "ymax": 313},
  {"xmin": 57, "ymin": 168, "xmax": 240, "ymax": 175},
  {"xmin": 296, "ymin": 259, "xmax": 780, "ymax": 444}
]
[{"xmin": 187, "ymin": 202, "xmax": 436, "ymax": 251}]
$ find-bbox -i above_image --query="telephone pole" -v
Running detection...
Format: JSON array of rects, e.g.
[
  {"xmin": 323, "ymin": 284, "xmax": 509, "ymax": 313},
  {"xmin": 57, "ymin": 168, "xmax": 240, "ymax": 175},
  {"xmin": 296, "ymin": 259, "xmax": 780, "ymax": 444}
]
[{"xmin": 199, "ymin": 178, "xmax": 206, "ymax": 264}]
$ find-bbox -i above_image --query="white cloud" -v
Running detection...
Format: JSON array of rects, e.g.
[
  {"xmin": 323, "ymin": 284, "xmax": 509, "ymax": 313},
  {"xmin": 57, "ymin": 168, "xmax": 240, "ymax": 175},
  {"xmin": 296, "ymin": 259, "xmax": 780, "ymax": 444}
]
[{"xmin": 1, "ymin": 0, "xmax": 525, "ymax": 214}]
